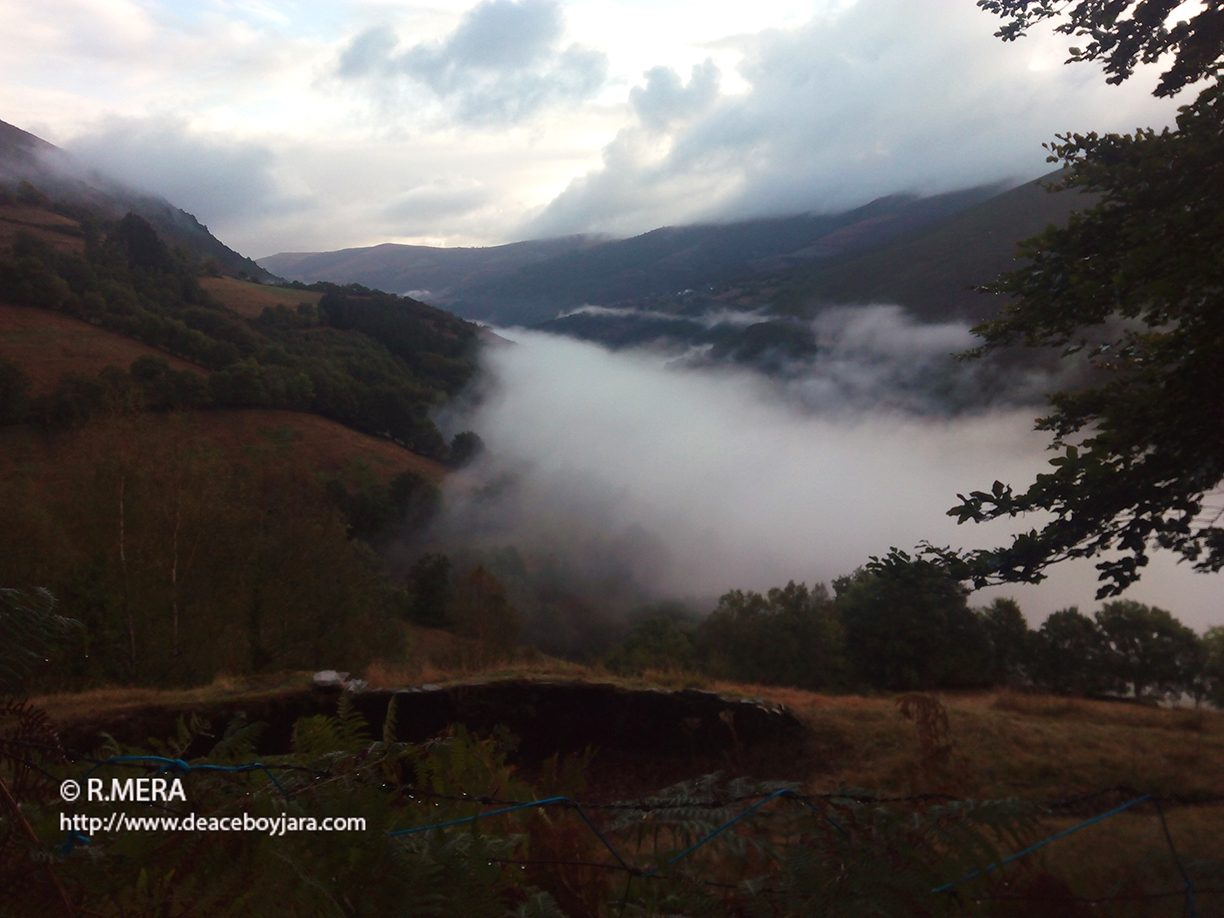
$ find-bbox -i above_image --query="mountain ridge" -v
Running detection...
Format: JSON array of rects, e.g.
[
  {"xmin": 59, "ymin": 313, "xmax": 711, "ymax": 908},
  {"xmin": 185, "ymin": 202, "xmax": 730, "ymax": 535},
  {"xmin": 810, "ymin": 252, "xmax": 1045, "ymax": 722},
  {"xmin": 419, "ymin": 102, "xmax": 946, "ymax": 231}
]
[
  {"xmin": 259, "ymin": 183, "xmax": 1012, "ymax": 326},
  {"xmin": 0, "ymin": 118, "xmax": 276, "ymax": 282}
]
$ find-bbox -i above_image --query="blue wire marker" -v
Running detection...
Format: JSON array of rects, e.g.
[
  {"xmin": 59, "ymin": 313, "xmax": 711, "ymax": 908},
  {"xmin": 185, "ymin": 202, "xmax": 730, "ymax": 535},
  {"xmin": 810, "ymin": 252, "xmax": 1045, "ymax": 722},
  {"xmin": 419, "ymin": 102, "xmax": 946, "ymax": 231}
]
[{"xmin": 931, "ymin": 794, "xmax": 1152, "ymax": 894}]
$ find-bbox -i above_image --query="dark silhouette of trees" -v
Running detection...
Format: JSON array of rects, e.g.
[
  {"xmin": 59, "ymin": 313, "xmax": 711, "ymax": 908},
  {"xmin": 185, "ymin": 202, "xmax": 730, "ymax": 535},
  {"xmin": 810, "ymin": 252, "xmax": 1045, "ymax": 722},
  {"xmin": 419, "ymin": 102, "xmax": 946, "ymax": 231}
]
[
  {"xmin": 953, "ymin": 2, "xmax": 1224, "ymax": 596},
  {"xmin": 834, "ymin": 551, "xmax": 992, "ymax": 691},
  {"xmin": 700, "ymin": 581, "xmax": 843, "ymax": 690}
]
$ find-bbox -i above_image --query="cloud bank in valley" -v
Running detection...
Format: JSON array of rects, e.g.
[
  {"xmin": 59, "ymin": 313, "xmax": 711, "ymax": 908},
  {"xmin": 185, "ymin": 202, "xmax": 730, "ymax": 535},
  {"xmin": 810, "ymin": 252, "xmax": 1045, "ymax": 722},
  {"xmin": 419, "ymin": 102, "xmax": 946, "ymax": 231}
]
[{"xmin": 431, "ymin": 329, "xmax": 1221, "ymax": 631}]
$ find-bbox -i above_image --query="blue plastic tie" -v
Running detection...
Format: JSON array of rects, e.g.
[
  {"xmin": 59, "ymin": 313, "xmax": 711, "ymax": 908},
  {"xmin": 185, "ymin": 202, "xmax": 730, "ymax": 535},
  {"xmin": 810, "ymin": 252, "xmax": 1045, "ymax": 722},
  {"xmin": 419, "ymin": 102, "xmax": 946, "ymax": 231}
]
[
  {"xmin": 390, "ymin": 796, "xmax": 630, "ymax": 870},
  {"xmin": 931, "ymin": 794, "xmax": 1151, "ymax": 893},
  {"xmin": 58, "ymin": 831, "xmax": 90, "ymax": 856}
]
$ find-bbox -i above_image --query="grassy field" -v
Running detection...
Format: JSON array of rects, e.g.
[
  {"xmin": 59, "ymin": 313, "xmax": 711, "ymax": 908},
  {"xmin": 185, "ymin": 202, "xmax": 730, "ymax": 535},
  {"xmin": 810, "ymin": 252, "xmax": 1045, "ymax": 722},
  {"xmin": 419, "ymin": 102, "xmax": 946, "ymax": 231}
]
[
  {"xmin": 0, "ymin": 408, "xmax": 449, "ymax": 490},
  {"xmin": 0, "ymin": 303, "xmax": 207, "ymax": 395},
  {"xmin": 199, "ymin": 275, "xmax": 323, "ymax": 319},
  {"xmin": 35, "ymin": 654, "xmax": 1224, "ymax": 805},
  {"xmin": 0, "ymin": 202, "xmax": 85, "ymax": 255}
]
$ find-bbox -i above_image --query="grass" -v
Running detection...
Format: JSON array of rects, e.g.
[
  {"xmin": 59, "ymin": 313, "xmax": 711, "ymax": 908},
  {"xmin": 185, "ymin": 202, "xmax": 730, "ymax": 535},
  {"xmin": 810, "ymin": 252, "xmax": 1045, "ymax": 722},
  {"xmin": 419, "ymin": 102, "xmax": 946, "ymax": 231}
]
[
  {"xmin": 30, "ymin": 646, "xmax": 1224, "ymax": 806},
  {"xmin": 0, "ymin": 302, "xmax": 206, "ymax": 395},
  {"xmin": 0, "ymin": 203, "xmax": 85, "ymax": 255},
  {"xmin": 182, "ymin": 409, "xmax": 450, "ymax": 483},
  {"xmin": 200, "ymin": 276, "xmax": 323, "ymax": 319},
  {"xmin": 28, "ymin": 671, "xmax": 314, "ymax": 726},
  {"xmin": 29, "ymin": 661, "xmax": 1224, "ymax": 910}
]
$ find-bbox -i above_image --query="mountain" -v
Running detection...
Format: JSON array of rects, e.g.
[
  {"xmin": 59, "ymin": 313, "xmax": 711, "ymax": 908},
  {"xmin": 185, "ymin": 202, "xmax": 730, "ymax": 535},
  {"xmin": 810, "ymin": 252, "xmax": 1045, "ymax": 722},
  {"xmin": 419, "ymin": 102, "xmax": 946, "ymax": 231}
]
[
  {"xmin": 260, "ymin": 234, "xmax": 606, "ymax": 303},
  {"xmin": 0, "ymin": 119, "xmax": 275, "ymax": 281},
  {"xmin": 259, "ymin": 183, "xmax": 1009, "ymax": 326},
  {"xmin": 749, "ymin": 169, "xmax": 1094, "ymax": 323},
  {"xmin": 536, "ymin": 171, "xmax": 1093, "ymax": 347}
]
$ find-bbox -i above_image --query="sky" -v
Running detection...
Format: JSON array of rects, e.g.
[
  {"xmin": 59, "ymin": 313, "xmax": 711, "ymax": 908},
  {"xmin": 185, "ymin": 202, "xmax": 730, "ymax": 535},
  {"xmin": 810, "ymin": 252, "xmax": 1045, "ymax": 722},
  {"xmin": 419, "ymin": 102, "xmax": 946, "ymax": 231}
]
[{"xmin": 0, "ymin": 0, "xmax": 1184, "ymax": 257}]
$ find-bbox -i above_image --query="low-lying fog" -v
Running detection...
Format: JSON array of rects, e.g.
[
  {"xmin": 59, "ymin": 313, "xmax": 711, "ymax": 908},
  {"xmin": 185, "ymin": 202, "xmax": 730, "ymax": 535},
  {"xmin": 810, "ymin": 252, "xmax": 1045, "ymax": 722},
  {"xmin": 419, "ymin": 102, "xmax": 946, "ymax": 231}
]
[{"xmin": 428, "ymin": 318, "xmax": 1221, "ymax": 632}]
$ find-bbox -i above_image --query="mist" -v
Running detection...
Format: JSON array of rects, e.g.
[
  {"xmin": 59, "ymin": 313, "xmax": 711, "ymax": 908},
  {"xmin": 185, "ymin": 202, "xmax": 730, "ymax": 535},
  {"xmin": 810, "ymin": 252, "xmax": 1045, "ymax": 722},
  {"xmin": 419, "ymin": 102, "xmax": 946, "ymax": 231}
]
[{"xmin": 424, "ymin": 325, "xmax": 1222, "ymax": 633}]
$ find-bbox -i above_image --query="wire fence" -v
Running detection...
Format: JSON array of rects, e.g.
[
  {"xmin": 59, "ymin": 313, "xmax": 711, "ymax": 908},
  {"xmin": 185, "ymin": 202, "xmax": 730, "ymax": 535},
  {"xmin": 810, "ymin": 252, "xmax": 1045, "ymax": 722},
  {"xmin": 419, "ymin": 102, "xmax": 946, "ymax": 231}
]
[{"xmin": 35, "ymin": 748, "xmax": 1222, "ymax": 915}]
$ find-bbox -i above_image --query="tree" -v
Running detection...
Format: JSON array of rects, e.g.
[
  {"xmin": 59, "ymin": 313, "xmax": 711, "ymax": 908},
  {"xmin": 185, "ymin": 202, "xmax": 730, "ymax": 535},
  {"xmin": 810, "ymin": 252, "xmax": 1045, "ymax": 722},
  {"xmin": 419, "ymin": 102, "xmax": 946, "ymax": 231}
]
[
  {"xmin": 605, "ymin": 613, "xmax": 696, "ymax": 675},
  {"xmin": 1093, "ymin": 600, "xmax": 1201, "ymax": 700},
  {"xmin": 976, "ymin": 597, "xmax": 1032, "ymax": 685},
  {"xmin": 949, "ymin": 2, "xmax": 1224, "ymax": 596},
  {"xmin": 834, "ymin": 550, "xmax": 992, "ymax": 690},
  {"xmin": 405, "ymin": 552, "xmax": 455, "ymax": 628},
  {"xmin": 448, "ymin": 566, "xmax": 521, "ymax": 664},
  {"xmin": 1202, "ymin": 626, "xmax": 1224, "ymax": 707},
  {"xmin": 0, "ymin": 355, "xmax": 30, "ymax": 423},
  {"xmin": 699, "ymin": 581, "xmax": 843, "ymax": 690},
  {"xmin": 1028, "ymin": 607, "xmax": 1107, "ymax": 696}
]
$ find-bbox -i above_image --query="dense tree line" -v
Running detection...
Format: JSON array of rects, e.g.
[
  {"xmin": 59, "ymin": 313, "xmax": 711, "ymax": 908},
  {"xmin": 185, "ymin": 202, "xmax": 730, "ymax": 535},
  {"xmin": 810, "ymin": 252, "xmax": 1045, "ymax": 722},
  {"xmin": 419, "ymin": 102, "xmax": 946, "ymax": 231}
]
[
  {"xmin": 604, "ymin": 549, "xmax": 1224, "ymax": 705},
  {"xmin": 0, "ymin": 194, "xmax": 481, "ymax": 460},
  {"xmin": 1, "ymin": 417, "xmax": 407, "ymax": 688}
]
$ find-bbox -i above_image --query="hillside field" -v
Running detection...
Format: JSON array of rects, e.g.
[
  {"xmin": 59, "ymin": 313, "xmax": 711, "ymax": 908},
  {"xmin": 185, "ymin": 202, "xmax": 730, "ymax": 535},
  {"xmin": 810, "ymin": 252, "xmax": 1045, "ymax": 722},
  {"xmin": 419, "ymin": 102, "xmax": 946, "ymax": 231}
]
[
  {"xmin": 198, "ymin": 275, "xmax": 323, "ymax": 319},
  {"xmin": 0, "ymin": 302, "xmax": 207, "ymax": 395}
]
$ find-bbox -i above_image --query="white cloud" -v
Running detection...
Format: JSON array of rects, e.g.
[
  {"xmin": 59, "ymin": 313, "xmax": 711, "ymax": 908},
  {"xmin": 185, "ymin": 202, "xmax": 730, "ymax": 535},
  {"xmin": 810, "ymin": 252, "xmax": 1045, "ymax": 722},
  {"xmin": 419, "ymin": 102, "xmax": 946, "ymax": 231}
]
[
  {"xmin": 65, "ymin": 116, "xmax": 292, "ymax": 228},
  {"xmin": 526, "ymin": 0, "xmax": 1181, "ymax": 237},
  {"xmin": 336, "ymin": 0, "xmax": 609, "ymax": 125},
  {"xmin": 435, "ymin": 330, "xmax": 1223, "ymax": 631},
  {"xmin": 0, "ymin": 0, "xmax": 1189, "ymax": 254}
]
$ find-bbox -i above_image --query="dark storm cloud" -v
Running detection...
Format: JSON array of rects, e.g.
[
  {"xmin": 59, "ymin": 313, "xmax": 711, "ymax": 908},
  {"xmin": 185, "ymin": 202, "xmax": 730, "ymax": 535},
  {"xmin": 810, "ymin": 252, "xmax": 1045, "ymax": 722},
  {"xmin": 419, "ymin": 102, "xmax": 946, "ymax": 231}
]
[{"xmin": 337, "ymin": 0, "xmax": 608, "ymax": 125}]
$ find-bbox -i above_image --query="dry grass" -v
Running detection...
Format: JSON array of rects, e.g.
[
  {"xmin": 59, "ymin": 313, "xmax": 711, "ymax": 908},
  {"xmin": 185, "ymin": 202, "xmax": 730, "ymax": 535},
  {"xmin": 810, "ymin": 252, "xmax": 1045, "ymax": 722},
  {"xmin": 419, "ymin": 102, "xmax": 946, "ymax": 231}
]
[
  {"xmin": 28, "ymin": 649, "xmax": 1224, "ymax": 809},
  {"xmin": 30, "ymin": 663, "xmax": 1224, "ymax": 899},
  {"xmin": 184, "ymin": 409, "xmax": 449, "ymax": 483},
  {"xmin": 0, "ymin": 204, "xmax": 85, "ymax": 255},
  {"xmin": 0, "ymin": 303, "xmax": 206, "ymax": 395},
  {"xmin": 200, "ymin": 276, "xmax": 322, "ymax": 319},
  {"xmin": 0, "ymin": 408, "xmax": 448, "ymax": 493},
  {"xmin": 29, "ymin": 672, "xmax": 313, "ymax": 726}
]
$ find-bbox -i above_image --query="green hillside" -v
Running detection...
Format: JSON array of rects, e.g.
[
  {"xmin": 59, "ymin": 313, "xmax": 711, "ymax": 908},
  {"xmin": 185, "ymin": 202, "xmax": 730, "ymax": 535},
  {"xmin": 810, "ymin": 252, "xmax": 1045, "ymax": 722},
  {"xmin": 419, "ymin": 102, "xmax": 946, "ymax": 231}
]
[{"xmin": 759, "ymin": 171, "xmax": 1095, "ymax": 322}]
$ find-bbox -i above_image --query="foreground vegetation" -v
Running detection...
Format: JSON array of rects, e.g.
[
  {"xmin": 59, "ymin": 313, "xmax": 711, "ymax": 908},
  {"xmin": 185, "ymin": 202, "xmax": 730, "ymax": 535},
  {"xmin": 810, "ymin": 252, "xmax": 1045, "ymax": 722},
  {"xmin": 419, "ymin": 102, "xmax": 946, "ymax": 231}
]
[{"xmin": 5, "ymin": 662, "xmax": 1223, "ymax": 916}]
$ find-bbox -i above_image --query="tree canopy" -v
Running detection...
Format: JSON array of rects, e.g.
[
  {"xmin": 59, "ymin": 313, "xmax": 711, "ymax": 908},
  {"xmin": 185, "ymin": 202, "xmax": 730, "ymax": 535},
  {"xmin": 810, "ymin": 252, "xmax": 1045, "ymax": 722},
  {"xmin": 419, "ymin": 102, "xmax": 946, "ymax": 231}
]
[{"xmin": 948, "ymin": 2, "xmax": 1224, "ymax": 596}]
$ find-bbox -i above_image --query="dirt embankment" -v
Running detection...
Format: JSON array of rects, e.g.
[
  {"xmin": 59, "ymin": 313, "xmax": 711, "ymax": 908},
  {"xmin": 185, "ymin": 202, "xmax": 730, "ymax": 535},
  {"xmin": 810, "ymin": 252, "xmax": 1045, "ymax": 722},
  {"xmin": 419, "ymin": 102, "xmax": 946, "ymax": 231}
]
[{"xmin": 53, "ymin": 680, "xmax": 806, "ymax": 793}]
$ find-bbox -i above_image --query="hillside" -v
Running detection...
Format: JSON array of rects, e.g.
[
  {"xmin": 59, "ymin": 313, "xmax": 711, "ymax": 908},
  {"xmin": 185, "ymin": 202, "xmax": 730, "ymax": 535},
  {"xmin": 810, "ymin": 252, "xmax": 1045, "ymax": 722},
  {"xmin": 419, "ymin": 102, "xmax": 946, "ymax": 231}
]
[
  {"xmin": 0, "ymin": 302, "xmax": 206, "ymax": 395},
  {"xmin": 259, "ymin": 234, "xmax": 605, "ymax": 306},
  {"xmin": 260, "ymin": 184, "xmax": 1007, "ymax": 325},
  {"xmin": 756, "ymin": 169, "xmax": 1095, "ymax": 323},
  {"xmin": 0, "ymin": 119, "xmax": 276, "ymax": 281}
]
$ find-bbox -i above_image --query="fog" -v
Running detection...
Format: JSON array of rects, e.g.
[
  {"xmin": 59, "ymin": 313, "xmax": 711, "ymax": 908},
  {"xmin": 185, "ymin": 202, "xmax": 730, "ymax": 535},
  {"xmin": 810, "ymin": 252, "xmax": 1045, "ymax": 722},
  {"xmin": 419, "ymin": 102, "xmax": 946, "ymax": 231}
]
[{"xmin": 428, "ymin": 326, "xmax": 1222, "ymax": 632}]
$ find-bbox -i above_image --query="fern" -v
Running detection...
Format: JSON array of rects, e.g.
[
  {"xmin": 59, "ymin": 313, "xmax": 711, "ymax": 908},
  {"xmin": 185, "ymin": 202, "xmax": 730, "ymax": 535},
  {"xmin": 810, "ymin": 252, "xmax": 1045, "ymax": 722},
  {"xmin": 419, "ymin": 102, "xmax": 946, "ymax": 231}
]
[
  {"xmin": 291, "ymin": 693, "xmax": 371, "ymax": 756},
  {"xmin": 0, "ymin": 588, "xmax": 81, "ymax": 696},
  {"xmin": 146, "ymin": 712, "xmax": 211, "ymax": 759},
  {"xmin": 206, "ymin": 713, "xmax": 265, "ymax": 764}
]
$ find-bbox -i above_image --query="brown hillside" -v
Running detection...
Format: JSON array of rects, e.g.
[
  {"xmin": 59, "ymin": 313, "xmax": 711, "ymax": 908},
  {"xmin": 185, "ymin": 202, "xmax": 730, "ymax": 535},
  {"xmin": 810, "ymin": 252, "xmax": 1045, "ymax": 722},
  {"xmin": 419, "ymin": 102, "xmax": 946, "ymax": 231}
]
[
  {"xmin": 0, "ymin": 409, "xmax": 447, "ymax": 490},
  {"xmin": 0, "ymin": 303, "xmax": 447, "ymax": 483},
  {"xmin": 0, "ymin": 302, "xmax": 207, "ymax": 395},
  {"xmin": 186, "ymin": 409, "xmax": 449, "ymax": 482},
  {"xmin": 0, "ymin": 202, "xmax": 85, "ymax": 254},
  {"xmin": 200, "ymin": 275, "xmax": 323, "ymax": 319}
]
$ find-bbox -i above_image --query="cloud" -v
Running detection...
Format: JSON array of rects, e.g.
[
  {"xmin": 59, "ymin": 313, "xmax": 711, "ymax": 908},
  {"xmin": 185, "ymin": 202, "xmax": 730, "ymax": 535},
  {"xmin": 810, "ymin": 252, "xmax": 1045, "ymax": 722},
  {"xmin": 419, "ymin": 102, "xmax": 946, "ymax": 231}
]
[
  {"xmin": 337, "ymin": 0, "xmax": 609, "ymax": 125},
  {"xmin": 427, "ymin": 329, "xmax": 1222, "ymax": 632},
  {"xmin": 630, "ymin": 59, "xmax": 721, "ymax": 132},
  {"xmin": 381, "ymin": 180, "xmax": 493, "ymax": 227},
  {"xmin": 526, "ymin": 0, "xmax": 1179, "ymax": 237},
  {"xmin": 65, "ymin": 116, "xmax": 292, "ymax": 229}
]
